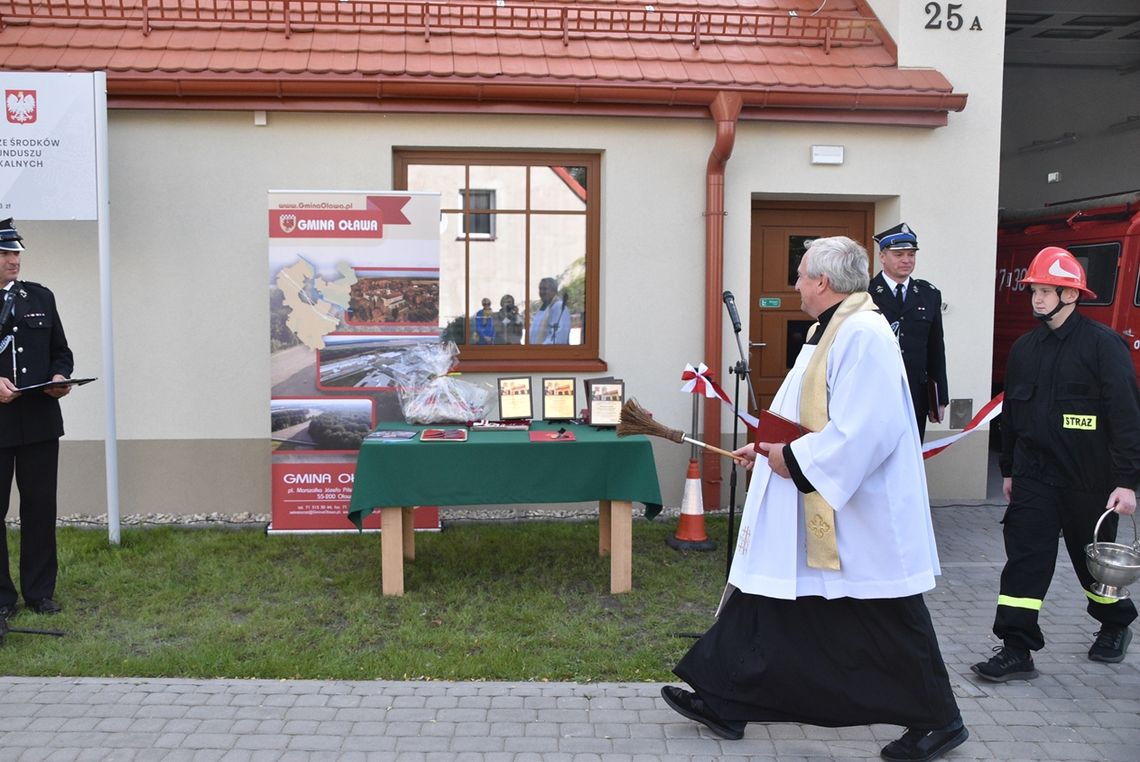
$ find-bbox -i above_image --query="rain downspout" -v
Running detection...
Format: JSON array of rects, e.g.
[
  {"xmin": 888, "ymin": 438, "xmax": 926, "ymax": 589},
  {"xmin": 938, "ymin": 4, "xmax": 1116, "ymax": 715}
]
[{"xmin": 702, "ymin": 91, "xmax": 742, "ymax": 509}]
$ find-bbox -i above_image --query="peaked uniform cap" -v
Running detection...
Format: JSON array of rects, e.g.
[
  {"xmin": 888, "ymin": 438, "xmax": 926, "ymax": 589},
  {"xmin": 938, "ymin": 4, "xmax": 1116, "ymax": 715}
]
[
  {"xmin": 873, "ymin": 222, "xmax": 918, "ymax": 250},
  {"xmin": 0, "ymin": 218, "xmax": 25, "ymax": 251}
]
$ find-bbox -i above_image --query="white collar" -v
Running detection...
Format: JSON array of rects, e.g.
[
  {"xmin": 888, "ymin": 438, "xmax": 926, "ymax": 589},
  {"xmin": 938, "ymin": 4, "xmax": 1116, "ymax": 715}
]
[{"xmin": 881, "ymin": 274, "xmax": 910, "ymax": 292}]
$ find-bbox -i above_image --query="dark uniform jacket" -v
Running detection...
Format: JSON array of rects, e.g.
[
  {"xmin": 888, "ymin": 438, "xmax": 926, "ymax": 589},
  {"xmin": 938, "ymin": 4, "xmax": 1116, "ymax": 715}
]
[
  {"xmin": 868, "ymin": 272, "xmax": 949, "ymax": 420},
  {"xmin": 0, "ymin": 281, "xmax": 73, "ymax": 447},
  {"xmin": 1000, "ymin": 312, "xmax": 1140, "ymax": 492}
]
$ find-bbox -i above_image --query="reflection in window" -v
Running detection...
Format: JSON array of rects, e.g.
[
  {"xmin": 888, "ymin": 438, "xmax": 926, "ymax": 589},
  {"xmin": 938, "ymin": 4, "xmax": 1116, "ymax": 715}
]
[
  {"xmin": 396, "ymin": 150, "xmax": 600, "ymax": 365},
  {"xmin": 461, "ymin": 189, "xmax": 496, "ymax": 238}
]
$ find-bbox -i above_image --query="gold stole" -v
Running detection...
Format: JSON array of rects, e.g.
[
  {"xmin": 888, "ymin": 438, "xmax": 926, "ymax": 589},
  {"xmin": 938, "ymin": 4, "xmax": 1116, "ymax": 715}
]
[{"xmin": 798, "ymin": 291, "xmax": 877, "ymax": 570}]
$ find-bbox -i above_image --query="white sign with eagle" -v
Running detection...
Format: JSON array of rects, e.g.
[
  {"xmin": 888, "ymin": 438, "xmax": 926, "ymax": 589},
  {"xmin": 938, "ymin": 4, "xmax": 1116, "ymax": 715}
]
[{"xmin": 0, "ymin": 72, "xmax": 100, "ymax": 220}]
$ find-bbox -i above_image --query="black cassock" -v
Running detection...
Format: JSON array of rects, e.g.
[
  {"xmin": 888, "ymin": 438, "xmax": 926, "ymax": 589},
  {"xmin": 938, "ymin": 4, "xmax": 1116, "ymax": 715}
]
[{"xmin": 674, "ymin": 590, "xmax": 960, "ymax": 730}]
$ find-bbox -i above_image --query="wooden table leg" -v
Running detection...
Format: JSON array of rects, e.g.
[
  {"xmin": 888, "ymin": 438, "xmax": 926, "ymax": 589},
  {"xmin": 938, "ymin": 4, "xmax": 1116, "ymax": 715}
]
[
  {"xmin": 380, "ymin": 506, "xmax": 405, "ymax": 596},
  {"xmin": 609, "ymin": 500, "xmax": 632, "ymax": 594},
  {"xmin": 402, "ymin": 507, "xmax": 416, "ymax": 561},
  {"xmin": 598, "ymin": 499, "xmax": 612, "ymax": 557}
]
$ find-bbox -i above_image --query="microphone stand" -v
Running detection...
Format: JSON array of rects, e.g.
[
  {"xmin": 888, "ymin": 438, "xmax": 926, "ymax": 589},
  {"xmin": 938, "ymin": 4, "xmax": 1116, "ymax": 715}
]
[{"xmin": 725, "ymin": 318, "xmax": 758, "ymax": 581}]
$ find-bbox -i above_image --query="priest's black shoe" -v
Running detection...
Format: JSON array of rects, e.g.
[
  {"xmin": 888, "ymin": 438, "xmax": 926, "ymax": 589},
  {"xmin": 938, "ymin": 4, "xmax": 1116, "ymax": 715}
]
[
  {"xmin": 0, "ymin": 603, "xmax": 17, "ymax": 620},
  {"xmin": 880, "ymin": 718, "xmax": 968, "ymax": 762},
  {"xmin": 26, "ymin": 598, "xmax": 62, "ymax": 615},
  {"xmin": 660, "ymin": 685, "xmax": 746, "ymax": 740},
  {"xmin": 970, "ymin": 644, "xmax": 1038, "ymax": 682}
]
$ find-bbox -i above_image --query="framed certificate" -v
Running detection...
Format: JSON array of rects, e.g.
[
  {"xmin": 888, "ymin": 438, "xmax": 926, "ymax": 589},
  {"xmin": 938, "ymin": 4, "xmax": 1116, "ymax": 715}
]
[
  {"xmin": 542, "ymin": 377, "xmax": 577, "ymax": 421},
  {"xmin": 582, "ymin": 376, "xmax": 614, "ymax": 422},
  {"xmin": 588, "ymin": 380, "xmax": 624, "ymax": 427},
  {"xmin": 497, "ymin": 376, "xmax": 533, "ymax": 420}
]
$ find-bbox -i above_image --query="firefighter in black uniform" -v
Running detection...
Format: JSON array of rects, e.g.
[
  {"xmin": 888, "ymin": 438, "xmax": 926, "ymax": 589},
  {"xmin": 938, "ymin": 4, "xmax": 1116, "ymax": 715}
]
[
  {"xmin": 868, "ymin": 223, "xmax": 948, "ymax": 439},
  {"xmin": 973, "ymin": 246, "xmax": 1140, "ymax": 682},
  {"xmin": 0, "ymin": 219, "xmax": 74, "ymax": 622}
]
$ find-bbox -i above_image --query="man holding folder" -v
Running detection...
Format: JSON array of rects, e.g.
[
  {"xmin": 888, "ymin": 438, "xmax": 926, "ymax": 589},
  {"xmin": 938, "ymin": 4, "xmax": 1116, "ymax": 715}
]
[
  {"xmin": 868, "ymin": 222, "xmax": 948, "ymax": 438},
  {"xmin": 661, "ymin": 236, "xmax": 966, "ymax": 762},
  {"xmin": 0, "ymin": 219, "xmax": 74, "ymax": 619}
]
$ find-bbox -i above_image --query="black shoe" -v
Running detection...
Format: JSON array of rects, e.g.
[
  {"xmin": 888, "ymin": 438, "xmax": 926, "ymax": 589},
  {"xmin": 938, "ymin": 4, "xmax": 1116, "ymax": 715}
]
[
  {"xmin": 660, "ymin": 685, "xmax": 746, "ymax": 740},
  {"xmin": 25, "ymin": 598, "xmax": 62, "ymax": 615},
  {"xmin": 1088, "ymin": 626, "xmax": 1132, "ymax": 663},
  {"xmin": 970, "ymin": 645, "xmax": 1038, "ymax": 682},
  {"xmin": 880, "ymin": 718, "xmax": 968, "ymax": 762},
  {"xmin": 0, "ymin": 603, "xmax": 16, "ymax": 620}
]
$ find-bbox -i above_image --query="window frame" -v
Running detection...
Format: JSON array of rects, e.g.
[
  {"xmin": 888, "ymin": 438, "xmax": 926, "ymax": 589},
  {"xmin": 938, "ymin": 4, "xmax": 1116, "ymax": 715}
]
[{"xmin": 395, "ymin": 149, "xmax": 605, "ymax": 372}]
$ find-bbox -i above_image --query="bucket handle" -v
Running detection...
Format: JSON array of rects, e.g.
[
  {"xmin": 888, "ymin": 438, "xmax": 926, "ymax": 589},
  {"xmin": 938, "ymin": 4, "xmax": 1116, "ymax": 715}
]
[{"xmin": 1092, "ymin": 508, "xmax": 1140, "ymax": 557}]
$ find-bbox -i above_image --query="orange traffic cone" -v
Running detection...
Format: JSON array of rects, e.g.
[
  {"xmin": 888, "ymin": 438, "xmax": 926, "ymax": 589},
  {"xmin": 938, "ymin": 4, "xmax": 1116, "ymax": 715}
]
[{"xmin": 667, "ymin": 458, "xmax": 716, "ymax": 551}]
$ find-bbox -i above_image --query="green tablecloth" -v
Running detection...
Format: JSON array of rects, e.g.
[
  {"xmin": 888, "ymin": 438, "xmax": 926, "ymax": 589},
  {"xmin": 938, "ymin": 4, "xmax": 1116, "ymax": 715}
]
[{"xmin": 348, "ymin": 421, "xmax": 662, "ymax": 528}]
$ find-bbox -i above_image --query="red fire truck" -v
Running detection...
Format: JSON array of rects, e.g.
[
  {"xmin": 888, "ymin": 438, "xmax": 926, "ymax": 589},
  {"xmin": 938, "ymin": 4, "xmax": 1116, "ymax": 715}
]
[{"xmin": 993, "ymin": 191, "xmax": 1140, "ymax": 392}]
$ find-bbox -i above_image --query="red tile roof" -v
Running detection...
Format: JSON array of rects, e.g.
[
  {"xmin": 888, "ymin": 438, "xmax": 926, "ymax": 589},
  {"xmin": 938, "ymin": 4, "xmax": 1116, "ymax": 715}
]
[{"xmin": 0, "ymin": 0, "xmax": 967, "ymax": 125}]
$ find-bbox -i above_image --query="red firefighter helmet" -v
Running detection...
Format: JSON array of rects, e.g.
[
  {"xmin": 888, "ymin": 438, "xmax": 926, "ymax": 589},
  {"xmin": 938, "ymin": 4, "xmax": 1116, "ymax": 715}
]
[{"xmin": 1019, "ymin": 246, "xmax": 1097, "ymax": 300}]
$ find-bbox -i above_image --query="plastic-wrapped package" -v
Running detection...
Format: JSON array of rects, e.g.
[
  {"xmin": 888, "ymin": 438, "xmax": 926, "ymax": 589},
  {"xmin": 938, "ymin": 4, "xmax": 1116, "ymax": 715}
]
[{"xmin": 393, "ymin": 341, "xmax": 491, "ymax": 423}]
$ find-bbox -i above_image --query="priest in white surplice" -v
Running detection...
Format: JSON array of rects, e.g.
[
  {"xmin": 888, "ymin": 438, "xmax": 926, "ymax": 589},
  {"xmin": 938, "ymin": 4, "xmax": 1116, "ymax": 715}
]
[{"xmin": 661, "ymin": 237, "xmax": 968, "ymax": 762}]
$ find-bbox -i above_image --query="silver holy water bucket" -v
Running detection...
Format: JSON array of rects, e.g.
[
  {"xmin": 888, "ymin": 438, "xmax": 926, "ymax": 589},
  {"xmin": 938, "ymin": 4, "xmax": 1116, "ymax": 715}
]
[{"xmin": 1085, "ymin": 508, "xmax": 1140, "ymax": 601}]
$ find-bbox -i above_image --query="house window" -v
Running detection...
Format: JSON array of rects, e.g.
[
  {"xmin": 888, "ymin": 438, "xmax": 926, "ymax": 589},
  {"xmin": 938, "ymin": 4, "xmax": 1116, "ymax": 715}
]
[{"xmin": 395, "ymin": 150, "xmax": 604, "ymax": 371}]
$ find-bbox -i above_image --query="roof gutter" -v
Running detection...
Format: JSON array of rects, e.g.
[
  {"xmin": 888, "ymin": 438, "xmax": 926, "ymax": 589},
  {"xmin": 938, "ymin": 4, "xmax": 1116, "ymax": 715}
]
[
  {"xmin": 101, "ymin": 76, "xmax": 966, "ymax": 126},
  {"xmin": 702, "ymin": 91, "xmax": 743, "ymax": 509}
]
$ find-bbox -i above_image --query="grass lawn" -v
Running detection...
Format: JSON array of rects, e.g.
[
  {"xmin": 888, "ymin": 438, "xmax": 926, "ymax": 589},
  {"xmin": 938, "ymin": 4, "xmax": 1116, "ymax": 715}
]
[{"xmin": 1, "ymin": 515, "xmax": 733, "ymax": 681}]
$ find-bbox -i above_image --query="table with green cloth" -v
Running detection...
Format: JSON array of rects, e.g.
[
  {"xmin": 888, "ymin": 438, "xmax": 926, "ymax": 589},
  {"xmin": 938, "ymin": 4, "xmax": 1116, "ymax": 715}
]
[{"xmin": 348, "ymin": 421, "xmax": 663, "ymax": 596}]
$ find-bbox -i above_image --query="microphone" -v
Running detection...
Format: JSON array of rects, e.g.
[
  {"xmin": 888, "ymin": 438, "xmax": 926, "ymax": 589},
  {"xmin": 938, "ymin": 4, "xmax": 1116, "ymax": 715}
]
[
  {"xmin": 0, "ymin": 290, "xmax": 14, "ymax": 331},
  {"xmin": 722, "ymin": 290, "xmax": 742, "ymax": 334}
]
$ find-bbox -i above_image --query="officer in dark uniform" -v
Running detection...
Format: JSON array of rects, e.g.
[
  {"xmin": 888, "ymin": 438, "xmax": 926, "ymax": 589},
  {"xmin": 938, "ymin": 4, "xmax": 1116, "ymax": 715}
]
[
  {"xmin": 868, "ymin": 223, "xmax": 948, "ymax": 439},
  {"xmin": 972, "ymin": 246, "xmax": 1139, "ymax": 682},
  {"xmin": 0, "ymin": 218, "xmax": 74, "ymax": 620}
]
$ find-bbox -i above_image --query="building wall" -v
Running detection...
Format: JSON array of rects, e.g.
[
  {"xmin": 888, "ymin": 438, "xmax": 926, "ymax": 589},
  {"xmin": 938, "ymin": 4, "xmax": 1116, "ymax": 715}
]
[{"xmin": 12, "ymin": 2, "xmax": 1007, "ymax": 517}]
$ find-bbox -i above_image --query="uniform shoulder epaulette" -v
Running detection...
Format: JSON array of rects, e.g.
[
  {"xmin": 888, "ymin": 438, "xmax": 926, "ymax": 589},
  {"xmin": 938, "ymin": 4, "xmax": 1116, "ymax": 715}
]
[
  {"xmin": 19, "ymin": 280, "xmax": 46, "ymax": 290},
  {"xmin": 913, "ymin": 278, "xmax": 941, "ymax": 293}
]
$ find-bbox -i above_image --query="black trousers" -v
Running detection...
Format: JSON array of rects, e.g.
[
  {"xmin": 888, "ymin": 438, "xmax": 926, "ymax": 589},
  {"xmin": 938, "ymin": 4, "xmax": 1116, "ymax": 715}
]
[
  {"xmin": 0, "ymin": 439, "xmax": 60, "ymax": 607},
  {"xmin": 994, "ymin": 476, "xmax": 1138, "ymax": 651}
]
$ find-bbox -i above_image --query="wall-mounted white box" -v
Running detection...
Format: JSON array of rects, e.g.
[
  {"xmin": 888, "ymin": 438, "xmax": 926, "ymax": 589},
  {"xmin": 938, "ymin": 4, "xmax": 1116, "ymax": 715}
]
[{"xmin": 811, "ymin": 145, "xmax": 844, "ymax": 165}]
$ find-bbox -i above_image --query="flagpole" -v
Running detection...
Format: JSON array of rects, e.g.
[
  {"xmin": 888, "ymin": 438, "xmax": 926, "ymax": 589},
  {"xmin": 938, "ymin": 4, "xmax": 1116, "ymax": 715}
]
[{"xmin": 93, "ymin": 71, "xmax": 121, "ymax": 545}]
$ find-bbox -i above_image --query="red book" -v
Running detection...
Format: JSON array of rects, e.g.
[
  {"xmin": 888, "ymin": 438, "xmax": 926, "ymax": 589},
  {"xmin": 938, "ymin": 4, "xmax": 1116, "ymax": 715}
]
[{"xmin": 753, "ymin": 409, "xmax": 812, "ymax": 450}]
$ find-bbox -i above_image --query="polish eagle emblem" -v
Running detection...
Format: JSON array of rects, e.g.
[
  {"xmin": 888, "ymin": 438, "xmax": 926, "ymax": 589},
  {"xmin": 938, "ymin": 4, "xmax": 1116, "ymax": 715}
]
[{"xmin": 5, "ymin": 90, "xmax": 37, "ymax": 124}]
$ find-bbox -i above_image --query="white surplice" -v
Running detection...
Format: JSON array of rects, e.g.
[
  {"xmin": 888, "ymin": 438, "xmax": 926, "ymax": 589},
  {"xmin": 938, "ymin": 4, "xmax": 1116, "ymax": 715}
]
[{"xmin": 726, "ymin": 310, "xmax": 941, "ymax": 601}]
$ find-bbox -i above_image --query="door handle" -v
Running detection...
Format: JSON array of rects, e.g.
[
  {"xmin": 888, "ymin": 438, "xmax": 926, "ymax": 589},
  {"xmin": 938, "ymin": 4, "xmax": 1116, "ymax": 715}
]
[{"xmin": 749, "ymin": 342, "xmax": 767, "ymax": 349}]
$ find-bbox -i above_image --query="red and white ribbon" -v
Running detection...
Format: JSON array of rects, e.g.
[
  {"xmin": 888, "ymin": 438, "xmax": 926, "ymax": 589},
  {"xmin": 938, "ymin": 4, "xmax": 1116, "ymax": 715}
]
[
  {"xmin": 680, "ymin": 363, "xmax": 759, "ymax": 429},
  {"xmin": 921, "ymin": 393, "xmax": 1003, "ymax": 459},
  {"xmin": 681, "ymin": 363, "xmax": 1003, "ymax": 460}
]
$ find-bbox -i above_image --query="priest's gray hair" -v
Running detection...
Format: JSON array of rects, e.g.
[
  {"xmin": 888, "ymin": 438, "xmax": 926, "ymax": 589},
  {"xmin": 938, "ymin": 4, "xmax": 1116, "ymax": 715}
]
[{"xmin": 805, "ymin": 236, "xmax": 871, "ymax": 294}]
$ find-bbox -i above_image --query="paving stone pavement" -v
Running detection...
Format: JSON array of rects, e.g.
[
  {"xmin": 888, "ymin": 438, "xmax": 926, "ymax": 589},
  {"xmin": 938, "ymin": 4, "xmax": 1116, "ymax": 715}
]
[{"xmin": 1, "ymin": 501, "xmax": 1137, "ymax": 762}]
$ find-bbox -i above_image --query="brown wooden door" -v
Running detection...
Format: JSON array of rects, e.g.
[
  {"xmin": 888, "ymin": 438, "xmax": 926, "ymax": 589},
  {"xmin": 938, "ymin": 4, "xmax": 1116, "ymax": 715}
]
[{"xmin": 749, "ymin": 203, "xmax": 874, "ymax": 415}]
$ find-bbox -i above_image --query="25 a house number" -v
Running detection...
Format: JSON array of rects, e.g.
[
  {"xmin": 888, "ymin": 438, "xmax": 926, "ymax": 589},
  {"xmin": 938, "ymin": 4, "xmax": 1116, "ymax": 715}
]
[{"xmin": 924, "ymin": 2, "xmax": 983, "ymax": 31}]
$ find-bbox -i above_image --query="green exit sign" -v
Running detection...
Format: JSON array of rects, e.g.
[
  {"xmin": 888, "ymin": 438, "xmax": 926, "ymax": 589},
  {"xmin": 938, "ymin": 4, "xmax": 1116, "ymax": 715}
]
[{"xmin": 760, "ymin": 297, "xmax": 781, "ymax": 308}]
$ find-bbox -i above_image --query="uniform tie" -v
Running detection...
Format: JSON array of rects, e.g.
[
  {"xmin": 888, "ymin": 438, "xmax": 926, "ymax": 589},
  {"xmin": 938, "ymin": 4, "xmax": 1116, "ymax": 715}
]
[{"xmin": 894, "ymin": 282, "xmax": 905, "ymax": 308}]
